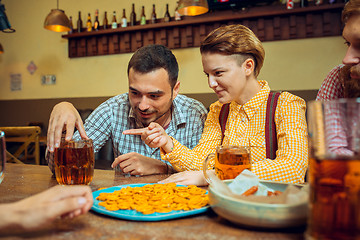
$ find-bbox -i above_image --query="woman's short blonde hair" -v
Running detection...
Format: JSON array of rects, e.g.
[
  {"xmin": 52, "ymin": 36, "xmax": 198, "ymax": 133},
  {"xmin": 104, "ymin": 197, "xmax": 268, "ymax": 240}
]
[{"xmin": 200, "ymin": 24, "xmax": 265, "ymax": 77}]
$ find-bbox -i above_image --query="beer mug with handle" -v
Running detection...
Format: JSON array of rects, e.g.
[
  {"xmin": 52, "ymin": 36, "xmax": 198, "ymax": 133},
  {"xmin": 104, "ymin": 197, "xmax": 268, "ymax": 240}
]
[{"xmin": 203, "ymin": 145, "xmax": 251, "ymax": 184}]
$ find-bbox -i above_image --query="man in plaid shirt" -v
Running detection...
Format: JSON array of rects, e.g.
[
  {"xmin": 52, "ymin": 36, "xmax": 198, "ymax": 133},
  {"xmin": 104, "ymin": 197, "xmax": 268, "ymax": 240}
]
[
  {"xmin": 46, "ymin": 45, "xmax": 207, "ymax": 175},
  {"xmin": 317, "ymin": 0, "xmax": 360, "ymax": 100}
]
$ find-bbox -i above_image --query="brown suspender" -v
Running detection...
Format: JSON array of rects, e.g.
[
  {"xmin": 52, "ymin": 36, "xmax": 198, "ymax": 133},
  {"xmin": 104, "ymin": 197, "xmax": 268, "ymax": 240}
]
[{"xmin": 219, "ymin": 92, "xmax": 281, "ymax": 160}]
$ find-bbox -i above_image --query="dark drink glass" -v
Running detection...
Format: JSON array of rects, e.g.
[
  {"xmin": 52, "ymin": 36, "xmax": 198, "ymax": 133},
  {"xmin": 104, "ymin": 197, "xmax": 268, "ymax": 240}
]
[{"xmin": 54, "ymin": 139, "xmax": 94, "ymax": 185}]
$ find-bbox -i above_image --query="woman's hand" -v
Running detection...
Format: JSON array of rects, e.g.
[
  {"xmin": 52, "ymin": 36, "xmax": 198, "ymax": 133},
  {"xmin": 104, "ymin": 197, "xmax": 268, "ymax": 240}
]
[{"xmin": 158, "ymin": 171, "xmax": 209, "ymax": 186}]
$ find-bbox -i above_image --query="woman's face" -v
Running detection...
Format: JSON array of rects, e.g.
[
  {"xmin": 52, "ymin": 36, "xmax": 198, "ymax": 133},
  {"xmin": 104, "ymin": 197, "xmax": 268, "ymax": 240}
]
[{"xmin": 201, "ymin": 52, "xmax": 248, "ymax": 104}]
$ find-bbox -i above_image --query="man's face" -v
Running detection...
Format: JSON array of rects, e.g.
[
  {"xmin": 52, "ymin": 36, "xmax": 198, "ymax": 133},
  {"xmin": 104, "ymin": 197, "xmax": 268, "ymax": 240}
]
[
  {"xmin": 342, "ymin": 14, "xmax": 360, "ymax": 97},
  {"xmin": 128, "ymin": 67, "xmax": 179, "ymax": 127}
]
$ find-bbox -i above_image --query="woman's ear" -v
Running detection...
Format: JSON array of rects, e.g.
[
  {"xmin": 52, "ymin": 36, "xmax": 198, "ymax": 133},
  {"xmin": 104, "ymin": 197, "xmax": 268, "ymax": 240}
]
[{"xmin": 243, "ymin": 58, "xmax": 255, "ymax": 77}]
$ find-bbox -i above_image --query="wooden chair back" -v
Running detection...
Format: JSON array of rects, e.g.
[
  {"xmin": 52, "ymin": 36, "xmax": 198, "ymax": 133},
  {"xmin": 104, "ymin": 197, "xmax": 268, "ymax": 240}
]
[{"xmin": 0, "ymin": 126, "xmax": 42, "ymax": 165}]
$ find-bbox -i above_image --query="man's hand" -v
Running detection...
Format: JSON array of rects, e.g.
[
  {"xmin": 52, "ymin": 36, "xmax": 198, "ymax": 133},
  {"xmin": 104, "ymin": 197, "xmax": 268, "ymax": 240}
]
[
  {"xmin": 47, "ymin": 102, "xmax": 88, "ymax": 152},
  {"xmin": 111, "ymin": 152, "xmax": 168, "ymax": 175},
  {"xmin": 123, "ymin": 122, "xmax": 174, "ymax": 153}
]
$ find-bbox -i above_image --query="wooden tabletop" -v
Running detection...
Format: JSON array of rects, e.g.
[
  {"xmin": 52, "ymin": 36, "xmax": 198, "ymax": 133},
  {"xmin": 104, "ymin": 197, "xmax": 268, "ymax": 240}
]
[{"xmin": 0, "ymin": 163, "xmax": 306, "ymax": 239}]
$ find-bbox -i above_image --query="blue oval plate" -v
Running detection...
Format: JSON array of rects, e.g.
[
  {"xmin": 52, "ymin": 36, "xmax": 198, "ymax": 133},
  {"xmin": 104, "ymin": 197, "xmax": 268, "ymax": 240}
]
[{"xmin": 91, "ymin": 183, "xmax": 209, "ymax": 221}]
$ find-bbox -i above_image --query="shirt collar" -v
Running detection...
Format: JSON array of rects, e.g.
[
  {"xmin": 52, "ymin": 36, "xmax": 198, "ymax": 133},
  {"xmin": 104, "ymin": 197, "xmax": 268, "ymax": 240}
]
[{"xmin": 230, "ymin": 80, "xmax": 270, "ymax": 120}]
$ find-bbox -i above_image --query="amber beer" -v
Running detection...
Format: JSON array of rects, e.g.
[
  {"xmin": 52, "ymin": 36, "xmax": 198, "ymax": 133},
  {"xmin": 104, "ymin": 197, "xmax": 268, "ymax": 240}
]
[
  {"xmin": 54, "ymin": 139, "xmax": 94, "ymax": 185},
  {"xmin": 306, "ymin": 157, "xmax": 360, "ymax": 239},
  {"xmin": 307, "ymin": 99, "xmax": 360, "ymax": 240},
  {"xmin": 215, "ymin": 146, "xmax": 251, "ymax": 180}
]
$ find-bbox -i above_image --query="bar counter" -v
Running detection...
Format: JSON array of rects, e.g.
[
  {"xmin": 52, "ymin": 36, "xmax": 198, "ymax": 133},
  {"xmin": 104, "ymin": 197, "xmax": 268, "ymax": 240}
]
[{"xmin": 0, "ymin": 163, "xmax": 305, "ymax": 239}]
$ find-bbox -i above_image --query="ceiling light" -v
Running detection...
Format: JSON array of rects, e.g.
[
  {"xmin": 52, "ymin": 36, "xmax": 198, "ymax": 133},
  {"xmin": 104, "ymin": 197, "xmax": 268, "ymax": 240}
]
[
  {"xmin": 44, "ymin": 0, "xmax": 70, "ymax": 32},
  {"xmin": 177, "ymin": 0, "xmax": 209, "ymax": 16}
]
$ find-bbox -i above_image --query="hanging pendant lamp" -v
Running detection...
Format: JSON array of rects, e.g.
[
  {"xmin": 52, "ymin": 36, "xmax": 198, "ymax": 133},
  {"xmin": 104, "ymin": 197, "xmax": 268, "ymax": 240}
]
[
  {"xmin": 177, "ymin": 0, "xmax": 209, "ymax": 16},
  {"xmin": 44, "ymin": 0, "xmax": 70, "ymax": 32}
]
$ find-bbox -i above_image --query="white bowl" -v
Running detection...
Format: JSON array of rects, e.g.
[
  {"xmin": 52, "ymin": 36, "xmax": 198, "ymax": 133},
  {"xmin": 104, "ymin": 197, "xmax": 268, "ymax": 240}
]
[{"xmin": 208, "ymin": 180, "xmax": 308, "ymax": 228}]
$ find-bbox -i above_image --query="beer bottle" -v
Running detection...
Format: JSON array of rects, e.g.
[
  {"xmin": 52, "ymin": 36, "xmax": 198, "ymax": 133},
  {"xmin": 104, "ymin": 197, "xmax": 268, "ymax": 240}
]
[
  {"xmin": 94, "ymin": 9, "xmax": 100, "ymax": 31},
  {"xmin": 103, "ymin": 11, "xmax": 109, "ymax": 29},
  {"xmin": 130, "ymin": 3, "xmax": 136, "ymax": 26},
  {"xmin": 140, "ymin": 6, "xmax": 146, "ymax": 25},
  {"xmin": 77, "ymin": 11, "xmax": 83, "ymax": 33},
  {"xmin": 68, "ymin": 16, "xmax": 73, "ymax": 34},
  {"xmin": 111, "ymin": 11, "xmax": 117, "ymax": 29},
  {"xmin": 121, "ymin": 9, "xmax": 127, "ymax": 27},
  {"xmin": 164, "ymin": 4, "xmax": 170, "ymax": 23},
  {"xmin": 300, "ymin": 0, "xmax": 309, "ymax": 7},
  {"xmin": 151, "ymin": 4, "xmax": 157, "ymax": 24},
  {"xmin": 86, "ymin": 13, "xmax": 92, "ymax": 32},
  {"xmin": 175, "ymin": 3, "xmax": 181, "ymax": 21}
]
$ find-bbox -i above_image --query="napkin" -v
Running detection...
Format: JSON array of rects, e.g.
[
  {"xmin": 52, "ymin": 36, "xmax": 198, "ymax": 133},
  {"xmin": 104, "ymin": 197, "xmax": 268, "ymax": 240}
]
[{"xmin": 212, "ymin": 170, "xmax": 309, "ymax": 204}]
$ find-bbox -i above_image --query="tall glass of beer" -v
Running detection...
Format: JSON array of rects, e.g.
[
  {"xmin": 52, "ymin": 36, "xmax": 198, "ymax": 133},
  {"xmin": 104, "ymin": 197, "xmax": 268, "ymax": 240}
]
[
  {"xmin": 306, "ymin": 99, "xmax": 360, "ymax": 240},
  {"xmin": 54, "ymin": 138, "xmax": 94, "ymax": 185}
]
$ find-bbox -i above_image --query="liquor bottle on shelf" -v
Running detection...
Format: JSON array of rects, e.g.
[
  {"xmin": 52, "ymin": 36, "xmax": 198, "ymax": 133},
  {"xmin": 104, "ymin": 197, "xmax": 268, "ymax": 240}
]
[
  {"xmin": 286, "ymin": 0, "xmax": 294, "ymax": 9},
  {"xmin": 68, "ymin": 16, "xmax": 73, "ymax": 34},
  {"xmin": 164, "ymin": 4, "xmax": 171, "ymax": 23},
  {"xmin": 175, "ymin": 3, "xmax": 181, "ymax": 21},
  {"xmin": 300, "ymin": 0, "xmax": 309, "ymax": 7},
  {"xmin": 121, "ymin": 9, "xmax": 127, "ymax": 27},
  {"xmin": 315, "ymin": 0, "xmax": 323, "ymax": 5},
  {"xmin": 130, "ymin": 3, "xmax": 136, "ymax": 26},
  {"xmin": 111, "ymin": 11, "xmax": 118, "ymax": 29},
  {"xmin": 94, "ymin": 9, "xmax": 100, "ymax": 31},
  {"xmin": 103, "ymin": 11, "xmax": 109, "ymax": 29},
  {"xmin": 86, "ymin": 13, "xmax": 92, "ymax": 32},
  {"xmin": 77, "ymin": 11, "xmax": 83, "ymax": 33},
  {"xmin": 140, "ymin": 6, "xmax": 146, "ymax": 25},
  {"xmin": 151, "ymin": 4, "xmax": 157, "ymax": 24}
]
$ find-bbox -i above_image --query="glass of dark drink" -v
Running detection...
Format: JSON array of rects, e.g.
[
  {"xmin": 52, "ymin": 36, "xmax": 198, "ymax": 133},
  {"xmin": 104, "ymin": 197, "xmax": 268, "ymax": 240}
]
[
  {"xmin": 54, "ymin": 138, "xmax": 94, "ymax": 185},
  {"xmin": 203, "ymin": 145, "xmax": 251, "ymax": 182},
  {"xmin": 307, "ymin": 99, "xmax": 360, "ymax": 240}
]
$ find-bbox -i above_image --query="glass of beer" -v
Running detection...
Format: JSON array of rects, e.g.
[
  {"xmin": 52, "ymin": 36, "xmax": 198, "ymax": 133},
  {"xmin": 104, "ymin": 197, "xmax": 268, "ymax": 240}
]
[
  {"xmin": 203, "ymin": 145, "xmax": 251, "ymax": 183},
  {"xmin": 0, "ymin": 131, "xmax": 5, "ymax": 184},
  {"xmin": 306, "ymin": 99, "xmax": 360, "ymax": 240},
  {"xmin": 54, "ymin": 138, "xmax": 95, "ymax": 185}
]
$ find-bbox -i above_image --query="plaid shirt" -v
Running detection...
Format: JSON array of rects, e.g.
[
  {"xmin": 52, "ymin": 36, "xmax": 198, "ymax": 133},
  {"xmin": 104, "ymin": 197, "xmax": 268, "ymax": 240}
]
[
  {"xmin": 47, "ymin": 94, "xmax": 207, "ymax": 172},
  {"xmin": 317, "ymin": 64, "xmax": 344, "ymax": 100},
  {"xmin": 162, "ymin": 81, "xmax": 308, "ymax": 184},
  {"xmin": 316, "ymin": 65, "xmax": 355, "ymax": 155}
]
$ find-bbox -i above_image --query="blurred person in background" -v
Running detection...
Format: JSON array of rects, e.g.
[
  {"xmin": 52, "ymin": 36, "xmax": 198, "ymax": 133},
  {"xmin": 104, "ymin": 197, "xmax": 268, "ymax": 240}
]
[{"xmin": 317, "ymin": 0, "xmax": 360, "ymax": 100}]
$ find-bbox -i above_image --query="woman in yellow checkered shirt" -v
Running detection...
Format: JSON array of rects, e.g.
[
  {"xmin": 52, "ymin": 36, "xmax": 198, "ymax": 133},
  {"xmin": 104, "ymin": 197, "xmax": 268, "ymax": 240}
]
[{"xmin": 124, "ymin": 24, "xmax": 308, "ymax": 186}]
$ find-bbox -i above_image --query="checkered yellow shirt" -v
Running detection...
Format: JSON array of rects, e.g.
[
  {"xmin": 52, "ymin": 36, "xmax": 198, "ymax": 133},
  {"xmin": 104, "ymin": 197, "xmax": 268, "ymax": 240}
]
[{"xmin": 162, "ymin": 80, "xmax": 308, "ymax": 184}]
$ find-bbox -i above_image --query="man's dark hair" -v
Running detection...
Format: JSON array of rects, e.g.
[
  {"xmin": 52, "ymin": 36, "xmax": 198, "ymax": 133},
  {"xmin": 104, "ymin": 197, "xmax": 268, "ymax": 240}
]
[{"xmin": 127, "ymin": 44, "xmax": 179, "ymax": 89}]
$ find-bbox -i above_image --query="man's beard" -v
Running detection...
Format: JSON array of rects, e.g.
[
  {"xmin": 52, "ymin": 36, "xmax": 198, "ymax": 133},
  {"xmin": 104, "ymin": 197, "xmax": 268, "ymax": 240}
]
[{"xmin": 340, "ymin": 64, "xmax": 360, "ymax": 98}]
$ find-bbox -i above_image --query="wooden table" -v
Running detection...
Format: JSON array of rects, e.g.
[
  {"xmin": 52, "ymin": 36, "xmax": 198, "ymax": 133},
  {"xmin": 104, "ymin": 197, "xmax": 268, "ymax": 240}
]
[{"xmin": 0, "ymin": 164, "xmax": 306, "ymax": 239}]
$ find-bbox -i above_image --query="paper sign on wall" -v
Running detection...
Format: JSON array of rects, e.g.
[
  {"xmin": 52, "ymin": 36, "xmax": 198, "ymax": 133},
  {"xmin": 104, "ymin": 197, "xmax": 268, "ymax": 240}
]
[{"xmin": 10, "ymin": 74, "xmax": 22, "ymax": 91}]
